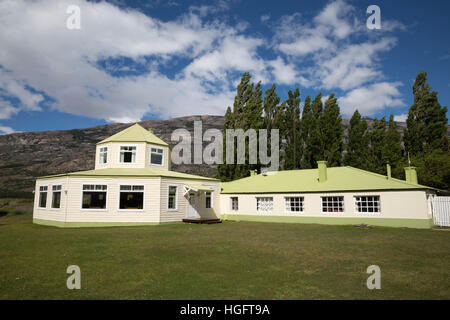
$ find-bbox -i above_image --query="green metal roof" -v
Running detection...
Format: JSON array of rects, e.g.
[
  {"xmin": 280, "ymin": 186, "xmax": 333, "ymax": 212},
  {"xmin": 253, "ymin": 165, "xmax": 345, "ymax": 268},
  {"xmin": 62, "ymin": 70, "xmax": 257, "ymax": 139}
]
[
  {"xmin": 220, "ymin": 166, "xmax": 433, "ymax": 194},
  {"xmin": 38, "ymin": 168, "xmax": 218, "ymax": 181},
  {"xmin": 97, "ymin": 123, "xmax": 168, "ymax": 146}
]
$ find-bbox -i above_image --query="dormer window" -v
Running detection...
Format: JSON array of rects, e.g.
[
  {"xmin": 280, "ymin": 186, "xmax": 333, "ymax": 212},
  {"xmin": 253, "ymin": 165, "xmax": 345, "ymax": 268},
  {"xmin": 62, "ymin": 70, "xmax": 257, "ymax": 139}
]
[
  {"xmin": 120, "ymin": 146, "xmax": 136, "ymax": 163},
  {"xmin": 99, "ymin": 147, "xmax": 108, "ymax": 164},
  {"xmin": 150, "ymin": 147, "xmax": 163, "ymax": 165}
]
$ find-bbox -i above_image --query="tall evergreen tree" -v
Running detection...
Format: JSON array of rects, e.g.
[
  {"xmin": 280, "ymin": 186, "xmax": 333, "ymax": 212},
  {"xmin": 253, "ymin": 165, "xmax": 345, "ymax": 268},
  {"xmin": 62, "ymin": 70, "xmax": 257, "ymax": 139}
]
[
  {"xmin": 217, "ymin": 107, "xmax": 234, "ymax": 181},
  {"xmin": 344, "ymin": 110, "xmax": 369, "ymax": 169},
  {"xmin": 217, "ymin": 73, "xmax": 263, "ymax": 181},
  {"xmin": 283, "ymin": 88, "xmax": 301, "ymax": 170},
  {"xmin": 303, "ymin": 93, "xmax": 323, "ymax": 168},
  {"xmin": 382, "ymin": 114, "xmax": 403, "ymax": 177},
  {"xmin": 369, "ymin": 117, "xmax": 387, "ymax": 174},
  {"xmin": 320, "ymin": 94, "xmax": 343, "ymax": 166},
  {"xmin": 404, "ymin": 71, "xmax": 448, "ymax": 157},
  {"xmin": 300, "ymin": 96, "xmax": 313, "ymax": 168}
]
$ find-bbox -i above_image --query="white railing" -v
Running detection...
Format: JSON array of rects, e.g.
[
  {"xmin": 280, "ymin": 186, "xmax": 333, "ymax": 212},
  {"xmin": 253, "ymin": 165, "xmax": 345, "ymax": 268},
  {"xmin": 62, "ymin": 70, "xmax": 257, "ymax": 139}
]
[{"xmin": 432, "ymin": 197, "xmax": 450, "ymax": 227}]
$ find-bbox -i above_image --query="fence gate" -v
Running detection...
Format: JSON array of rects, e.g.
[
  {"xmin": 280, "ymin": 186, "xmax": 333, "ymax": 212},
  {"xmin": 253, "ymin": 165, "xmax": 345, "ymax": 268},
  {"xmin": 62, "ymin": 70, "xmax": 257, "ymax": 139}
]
[{"xmin": 432, "ymin": 197, "xmax": 450, "ymax": 227}]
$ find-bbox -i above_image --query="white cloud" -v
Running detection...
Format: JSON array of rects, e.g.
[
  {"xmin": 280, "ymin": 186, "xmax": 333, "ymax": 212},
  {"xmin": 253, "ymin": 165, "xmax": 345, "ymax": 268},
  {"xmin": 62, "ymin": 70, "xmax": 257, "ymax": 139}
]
[
  {"xmin": 0, "ymin": 0, "xmax": 407, "ymax": 124},
  {"xmin": 394, "ymin": 113, "xmax": 408, "ymax": 122},
  {"xmin": 317, "ymin": 38, "xmax": 397, "ymax": 90},
  {"xmin": 338, "ymin": 82, "xmax": 405, "ymax": 116},
  {"xmin": 268, "ymin": 57, "xmax": 298, "ymax": 85},
  {"xmin": 0, "ymin": 125, "xmax": 16, "ymax": 134},
  {"xmin": 260, "ymin": 14, "xmax": 270, "ymax": 23}
]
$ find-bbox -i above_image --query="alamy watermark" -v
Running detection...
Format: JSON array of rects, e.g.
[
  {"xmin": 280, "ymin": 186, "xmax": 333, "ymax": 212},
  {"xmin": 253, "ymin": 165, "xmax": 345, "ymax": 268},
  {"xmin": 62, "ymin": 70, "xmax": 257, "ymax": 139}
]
[
  {"xmin": 366, "ymin": 265, "xmax": 381, "ymax": 289},
  {"xmin": 366, "ymin": 5, "xmax": 381, "ymax": 30},
  {"xmin": 66, "ymin": 265, "xmax": 81, "ymax": 290},
  {"xmin": 66, "ymin": 5, "xmax": 81, "ymax": 30},
  {"xmin": 171, "ymin": 121, "xmax": 280, "ymax": 172}
]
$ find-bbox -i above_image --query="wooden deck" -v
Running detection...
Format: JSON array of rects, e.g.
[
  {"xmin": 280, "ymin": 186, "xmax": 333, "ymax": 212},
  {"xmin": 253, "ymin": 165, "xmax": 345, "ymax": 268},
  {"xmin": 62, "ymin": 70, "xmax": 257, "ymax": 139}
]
[{"xmin": 182, "ymin": 218, "xmax": 222, "ymax": 224}]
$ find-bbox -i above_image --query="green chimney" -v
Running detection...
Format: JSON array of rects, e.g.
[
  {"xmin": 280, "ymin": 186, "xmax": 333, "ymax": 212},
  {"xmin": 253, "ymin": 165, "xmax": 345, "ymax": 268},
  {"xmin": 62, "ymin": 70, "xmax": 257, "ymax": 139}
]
[
  {"xmin": 317, "ymin": 161, "xmax": 327, "ymax": 183},
  {"xmin": 404, "ymin": 167, "xmax": 418, "ymax": 184},
  {"xmin": 386, "ymin": 164, "xmax": 391, "ymax": 179}
]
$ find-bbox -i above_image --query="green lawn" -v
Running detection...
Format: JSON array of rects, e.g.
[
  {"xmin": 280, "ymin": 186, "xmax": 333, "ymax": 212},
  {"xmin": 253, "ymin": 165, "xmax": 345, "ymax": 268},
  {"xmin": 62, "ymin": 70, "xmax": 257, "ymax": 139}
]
[{"xmin": 0, "ymin": 213, "xmax": 449, "ymax": 299}]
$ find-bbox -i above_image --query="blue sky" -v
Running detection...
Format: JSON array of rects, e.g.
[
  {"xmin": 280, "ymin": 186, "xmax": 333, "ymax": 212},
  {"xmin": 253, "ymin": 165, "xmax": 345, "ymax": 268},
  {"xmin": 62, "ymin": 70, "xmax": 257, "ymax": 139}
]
[{"xmin": 0, "ymin": 0, "xmax": 449, "ymax": 134}]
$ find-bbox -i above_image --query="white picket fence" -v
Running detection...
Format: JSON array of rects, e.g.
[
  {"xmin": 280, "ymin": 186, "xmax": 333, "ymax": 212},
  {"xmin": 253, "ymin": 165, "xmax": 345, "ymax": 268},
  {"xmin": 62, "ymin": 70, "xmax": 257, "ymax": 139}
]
[{"xmin": 432, "ymin": 197, "xmax": 450, "ymax": 227}]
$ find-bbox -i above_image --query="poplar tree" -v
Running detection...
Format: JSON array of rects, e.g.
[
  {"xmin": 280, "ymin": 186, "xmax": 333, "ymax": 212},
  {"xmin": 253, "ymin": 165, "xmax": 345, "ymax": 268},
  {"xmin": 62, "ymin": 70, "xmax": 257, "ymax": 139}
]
[
  {"xmin": 283, "ymin": 88, "xmax": 301, "ymax": 170},
  {"xmin": 344, "ymin": 110, "xmax": 369, "ymax": 169},
  {"xmin": 217, "ymin": 107, "xmax": 234, "ymax": 181},
  {"xmin": 404, "ymin": 71, "xmax": 448, "ymax": 156},
  {"xmin": 320, "ymin": 94, "xmax": 343, "ymax": 166},
  {"xmin": 303, "ymin": 93, "xmax": 323, "ymax": 168},
  {"xmin": 300, "ymin": 96, "xmax": 313, "ymax": 168},
  {"xmin": 382, "ymin": 114, "xmax": 403, "ymax": 176},
  {"xmin": 369, "ymin": 117, "xmax": 386, "ymax": 174}
]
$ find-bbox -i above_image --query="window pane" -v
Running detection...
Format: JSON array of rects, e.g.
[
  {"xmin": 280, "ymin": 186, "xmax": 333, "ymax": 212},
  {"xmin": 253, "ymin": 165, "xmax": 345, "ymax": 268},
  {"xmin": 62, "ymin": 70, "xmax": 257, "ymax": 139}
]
[
  {"xmin": 322, "ymin": 196, "xmax": 344, "ymax": 213},
  {"xmin": 120, "ymin": 192, "xmax": 144, "ymax": 210},
  {"xmin": 355, "ymin": 196, "xmax": 380, "ymax": 213},
  {"xmin": 151, "ymin": 153, "xmax": 163, "ymax": 165},
  {"xmin": 231, "ymin": 197, "xmax": 238, "ymax": 211},
  {"xmin": 168, "ymin": 186, "xmax": 177, "ymax": 209},
  {"xmin": 52, "ymin": 192, "xmax": 61, "ymax": 209},
  {"xmin": 39, "ymin": 192, "xmax": 47, "ymax": 208},
  {"xmin": 82, "ymin": 192, "xmax": 106, "ymax": 209},
  {"xmin": 257, "ymin": 197, "xmax": 273, "ymax": 212}
]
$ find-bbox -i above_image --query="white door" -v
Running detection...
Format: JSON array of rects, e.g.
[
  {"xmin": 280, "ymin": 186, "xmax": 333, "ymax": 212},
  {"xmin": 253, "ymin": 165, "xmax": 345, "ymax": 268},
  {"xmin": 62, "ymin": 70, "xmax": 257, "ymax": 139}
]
[{"xmin": 186, "ymin": 192, "xmax": 199, "ymax": 219}]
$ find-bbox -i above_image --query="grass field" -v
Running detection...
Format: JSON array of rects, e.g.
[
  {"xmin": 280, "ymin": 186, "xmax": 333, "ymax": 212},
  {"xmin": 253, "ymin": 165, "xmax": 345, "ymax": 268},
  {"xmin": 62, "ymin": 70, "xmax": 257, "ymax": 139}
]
[{"xmin": 0, "ymin": 213, "xmax": 449, "ymax": 299}]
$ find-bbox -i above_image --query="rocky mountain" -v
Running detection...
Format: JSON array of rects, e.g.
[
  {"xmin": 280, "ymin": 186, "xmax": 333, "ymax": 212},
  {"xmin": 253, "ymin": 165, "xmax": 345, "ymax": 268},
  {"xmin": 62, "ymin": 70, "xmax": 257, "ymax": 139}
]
[{"xmin": 0, "ymin": 114, "xmax": 448, "ymax": 197}]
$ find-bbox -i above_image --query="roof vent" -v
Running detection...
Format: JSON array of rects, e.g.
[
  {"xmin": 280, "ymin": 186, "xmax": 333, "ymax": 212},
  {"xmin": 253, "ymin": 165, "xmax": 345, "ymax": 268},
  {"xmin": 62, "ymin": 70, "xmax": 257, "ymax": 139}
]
[{"xmin": 148, "ymin": 128, "xmax": 154, "ymax": 134}]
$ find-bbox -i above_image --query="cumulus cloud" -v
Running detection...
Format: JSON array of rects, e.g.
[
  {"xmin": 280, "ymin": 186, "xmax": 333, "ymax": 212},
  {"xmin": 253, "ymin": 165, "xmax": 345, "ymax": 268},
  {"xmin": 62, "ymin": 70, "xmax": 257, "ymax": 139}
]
[
  {"xmin": 338, "ymin": 82, "xmax": 405, "ymax": 116},
  {"xmin": 0, "ymin": 125, "xmax": 16, "ymax": 134},
  {"xmin": 394, "ymin": 113, "xmax": 408, "ymax": 122},
  {"xmin": 0, "ymin": 0, "xmax": 407, "ymax": 128}
]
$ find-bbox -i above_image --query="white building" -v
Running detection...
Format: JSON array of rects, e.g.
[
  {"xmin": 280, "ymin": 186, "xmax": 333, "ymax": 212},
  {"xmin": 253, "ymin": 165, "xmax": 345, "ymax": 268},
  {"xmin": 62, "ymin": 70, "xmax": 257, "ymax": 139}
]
[{"xmin": 33, "ymin": 123, "xmax": 221, "ymax": 227}]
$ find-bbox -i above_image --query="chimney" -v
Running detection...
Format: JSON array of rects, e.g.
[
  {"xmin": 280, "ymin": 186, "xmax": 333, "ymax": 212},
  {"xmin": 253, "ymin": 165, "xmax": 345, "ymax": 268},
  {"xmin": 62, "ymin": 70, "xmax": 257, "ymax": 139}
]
[
  {"xmin": 317, "ymin": 160, "xmax": 327, "ymax": 183},
  {"xmin": 149, "ymin": 128, "xmax": 154, "ymax": 134},
  {"xmin": 386, "ymin": 164, "xmax": 391, "ymax": 179},
  {"xmin": 249, "ymin": 170, "xmax": 257, "ymax": 176},
  {"xmin": 404, "ymin": 167, "xmax": 418, "ymax": 184}
]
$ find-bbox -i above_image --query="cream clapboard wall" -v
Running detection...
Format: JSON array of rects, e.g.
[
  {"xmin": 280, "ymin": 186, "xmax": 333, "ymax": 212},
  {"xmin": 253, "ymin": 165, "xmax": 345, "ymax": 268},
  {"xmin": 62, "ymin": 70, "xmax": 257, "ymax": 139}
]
[
  {"xmin": 34, "ymin": 176, "xmax": 161, "ymax": 223},
  {"xmin": 33, "ymin": 177, "xmax": 68, "ymax": 223},
  {"xmin": 220, "ymin": 190, "xmax": 432, "ymax": 220},
  {"xmin": 34, "ymin": 176, "xmax": 221, "ymax": 223},
  {"xmin": 159, "ymin": 178, "xmax": 221, "ymax": 222}
]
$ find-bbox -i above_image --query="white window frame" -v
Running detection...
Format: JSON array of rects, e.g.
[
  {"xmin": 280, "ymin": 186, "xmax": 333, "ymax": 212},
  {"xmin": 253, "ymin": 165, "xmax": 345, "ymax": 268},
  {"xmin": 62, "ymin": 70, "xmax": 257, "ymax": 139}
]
[
  {"xmin": 321, "ymin": 196, "xmax": 344, "ymax": 213},
  {"xmin": 205, "ymin": 191, "xmax": 213, "ymax": 209},
  {"xmin": 119, "ymin": 145, "xmax": 138, "ymax": 164},
  {"xmin": 98, "ymin": 146, "xmax": 108, "ymax": 164},
  {"xmin": 38, "ymin": 185, "xmax": 48, "ymax": 209},
  {"xmin": 284, "ymin": 196, "xmax": 304, "ymax": 213},
  {"xmin": 51, "ymin": 185, "xmax": 62, "ymax": 210},
  {"xmin": 256, "ymin": 197, "xmax": 273, "ymax": 213},
  {"xmin": 167, "ymin": 184, "xmax": 178, "ymax": 211},
  {"xmin": 354, "ymin": 195, "xmax": 381, "ymax": 214},
  {"xmin": 118, "ymin": 184, "xmax": 145, "ymax": 212},
  {"xmin": 81, "ymin": 184, "xmax": 108, "ymax": 211},
  {"xmin": 150, "ymin": 146, "xmax": 164, "ymax": 166},
  {"xmin": 231, "ymin": 197, "xmax": 239, "ymax": 211}
]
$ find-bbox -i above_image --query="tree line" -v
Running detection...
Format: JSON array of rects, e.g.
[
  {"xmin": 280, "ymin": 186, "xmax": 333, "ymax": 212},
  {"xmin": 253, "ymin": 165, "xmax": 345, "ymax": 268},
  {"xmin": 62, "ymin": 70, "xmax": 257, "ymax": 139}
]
[{"xmin": 217, "ymin": 71, "xmax": 449, "ymax": 190}]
